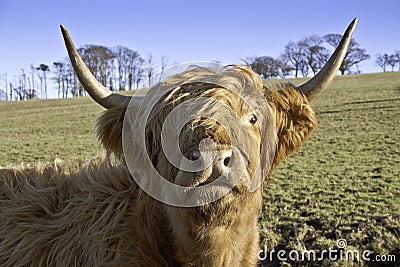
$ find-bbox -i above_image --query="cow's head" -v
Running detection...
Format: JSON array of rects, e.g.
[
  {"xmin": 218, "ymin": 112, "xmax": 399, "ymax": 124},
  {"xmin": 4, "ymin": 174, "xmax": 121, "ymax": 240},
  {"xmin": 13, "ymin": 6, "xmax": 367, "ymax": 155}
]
[{"xmin": 60, "ymin": 19, "xmax": 356, "ymax": 213}]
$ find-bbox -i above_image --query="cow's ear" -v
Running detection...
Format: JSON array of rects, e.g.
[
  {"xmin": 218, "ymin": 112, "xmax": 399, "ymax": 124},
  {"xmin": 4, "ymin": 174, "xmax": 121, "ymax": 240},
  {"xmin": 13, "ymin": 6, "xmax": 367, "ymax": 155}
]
[
  {"xmin": 95, "ymin": 107, "xmax": 127, "ymax": 158},
  {"xmin": 266, "ymin": 85, "xmax": 318, "ymax": 166}
]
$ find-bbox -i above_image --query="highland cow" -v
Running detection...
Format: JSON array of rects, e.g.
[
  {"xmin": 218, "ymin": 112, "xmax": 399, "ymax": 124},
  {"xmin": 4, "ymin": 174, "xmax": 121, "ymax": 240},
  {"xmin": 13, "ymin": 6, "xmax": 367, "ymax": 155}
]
[{"xmin": 0, "ymin": 19, "xmax": 357, "ymax": 266}]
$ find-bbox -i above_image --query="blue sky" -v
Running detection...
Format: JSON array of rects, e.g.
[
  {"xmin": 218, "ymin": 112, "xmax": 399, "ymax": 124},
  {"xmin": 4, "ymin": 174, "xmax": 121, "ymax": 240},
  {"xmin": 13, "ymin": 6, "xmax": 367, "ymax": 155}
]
[{"xmin": 0, "ymin": 0, "xmax": 399, "ymax": 97}]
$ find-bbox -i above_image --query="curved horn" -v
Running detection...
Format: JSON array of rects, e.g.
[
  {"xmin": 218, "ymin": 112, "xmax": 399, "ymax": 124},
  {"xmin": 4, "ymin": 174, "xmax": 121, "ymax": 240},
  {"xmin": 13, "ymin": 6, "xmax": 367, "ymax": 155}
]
[
  {"xmin": 60, "ymin": 25, "xmax": 132, "ymax": 109},
  {"xmin": 298, "ymin": 18, "xmax": 357, "ymax": 100}
]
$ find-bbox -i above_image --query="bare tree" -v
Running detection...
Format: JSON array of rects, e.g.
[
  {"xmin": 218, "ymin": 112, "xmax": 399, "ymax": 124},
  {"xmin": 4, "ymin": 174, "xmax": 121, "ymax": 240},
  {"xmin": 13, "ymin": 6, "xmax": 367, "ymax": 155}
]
[
  {"xmin": 376, "ymin": 54, "xmax": 388, "ymax": 72},
  {"xmin": 277, "ymin": 55, "xmax": 293, "ymax": 78},
  {"xmin": 78, "ymin": 45, "xmax": 115, "ymax": 89},
  {"xmin": 12, "ymin": 69, "xmax": 35, "ymax": 100},
  {"xmin": 301, "ymin": 35, "xmax": 329, "ymax": 76},
  {"xmin": 36, "ymin": 64, "xmax": 50, "ymax": 99},
  {"xmin": 395, "ymin": 50, "xmax": 400, "ymax": 71},
  {"xmin": 9, "ymin": 82, "xmax": 13, "ymax": 100},
  {"xmin": 130, "ymin": 53, "xmax": 144, "ymax": 90},
  {"xmin": 58, "ymin": 42, "xmax": 147, "ymax": 92},
  {"xmin": 0, "ymin": 73, "xmax": 8, "ymax": 101},
  {"xmin": 134, "ymin": 57, "xmax": 145, "ymax": 89},
  {"xmin": 248, "ymin": 56, "xmax": 279, "ymax": 79},
  {"xmin": 324, "ymin": 33, "xmax": 370, "ymax": 75},
  {"xmin": 30, "ymin": 65, "xmax": 37, "ymax": 97},
  {"xmin": 284, "ymin": 41, "xmax": 307, "ymax": 78},
  {"xmin": 159, "ymin": 56, "xmax": 169, "ymax": 82},
  {"xmin": 63, "ymin": 58, "xmax": 79, "ymax": 97},
  {"xmin": 387, "ymin": 54, "xmax": 397, "ymax": 72},
  {"xmin": 299, "ymin": 60, "xmax": 309, "ymax": 77},
  {"xmin": 114, "ymin": 46, "xmax": 141, "ymax": 91},
  {"xmin": 16, "ymin": 69, "xmax": 27, "ymax": 100},
  {"xmin": 114, "ymin": 46, "xmax": 128, "ymax": 91},
  {"xmin": 53, "ymin": 62, "xmax": 64, "ymax": 98},
  {"xmin": 147, "ymin": 54, "xmax": 155, "ymax": 87}
]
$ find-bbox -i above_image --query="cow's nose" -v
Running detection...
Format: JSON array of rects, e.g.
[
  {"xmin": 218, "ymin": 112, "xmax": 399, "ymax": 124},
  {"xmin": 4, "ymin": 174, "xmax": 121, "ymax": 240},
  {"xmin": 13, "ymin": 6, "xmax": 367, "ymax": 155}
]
[
  {"xmin": 190, "ymin": 150, "xmax": 201, "ymax": 161},
  {"xmin": 219, "ymin": 149, "xmax": 232, "ymax": 171},
  {"xmin": 189, "ymin": 148, "xmax": 232, "ymax": 168},
  {"xmin": 188, "ymin": 148, "xmax": 233, "ymax": 174}
]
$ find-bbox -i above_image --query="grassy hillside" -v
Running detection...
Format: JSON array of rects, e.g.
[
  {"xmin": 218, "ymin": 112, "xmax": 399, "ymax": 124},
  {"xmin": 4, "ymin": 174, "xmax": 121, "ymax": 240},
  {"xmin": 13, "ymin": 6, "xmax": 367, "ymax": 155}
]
[
  {"xmin": 263, "ymin": 72, "xmax": 400, "ymax": 266},
  {"xmin": 0, "ymin": 72, "xmax": 399, "ymax": 266},
  {"xmin": 0, "ymin": 96, "xmax": 103, "ymax": 164}
]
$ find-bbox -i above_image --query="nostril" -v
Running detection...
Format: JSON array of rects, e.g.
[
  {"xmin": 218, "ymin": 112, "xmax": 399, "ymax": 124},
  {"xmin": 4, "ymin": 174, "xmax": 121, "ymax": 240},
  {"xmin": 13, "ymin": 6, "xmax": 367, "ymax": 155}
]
[
  {"xmin": 223, "ymin": 156, "xmax": 231, "ymax": 167},
  {"xmin": 190, "ymin": 150, "xmax": 201, "ymax": 160}
]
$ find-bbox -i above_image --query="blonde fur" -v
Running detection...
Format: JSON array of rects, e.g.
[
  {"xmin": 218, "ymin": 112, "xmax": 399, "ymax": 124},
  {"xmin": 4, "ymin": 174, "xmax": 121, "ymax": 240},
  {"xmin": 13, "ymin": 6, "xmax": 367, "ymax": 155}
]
[{"xmin": 0, "ymin": 66, "xmax": 317, "ymax": 266}]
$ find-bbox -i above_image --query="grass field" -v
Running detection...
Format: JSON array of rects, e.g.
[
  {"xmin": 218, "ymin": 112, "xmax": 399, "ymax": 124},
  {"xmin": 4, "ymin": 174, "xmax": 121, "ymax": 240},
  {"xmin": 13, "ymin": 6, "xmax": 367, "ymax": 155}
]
[
  {"xmin": 0, "ymin": 72, "xmax": 399, "ymax": 266},
  {"xmin": 263, "ymin": 72, "xmax": 400, "ymax": 266}
]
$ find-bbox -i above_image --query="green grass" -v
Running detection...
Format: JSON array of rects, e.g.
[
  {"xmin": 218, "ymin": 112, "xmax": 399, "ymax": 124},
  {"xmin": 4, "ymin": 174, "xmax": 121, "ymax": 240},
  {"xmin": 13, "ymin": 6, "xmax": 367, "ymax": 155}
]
[
  {"xmin": 262, "ymin": 72, "xmax": 400, "ymax": 266},
  {"xmin": 0, "ymin": 96, "xmax": 103, "ymax": 164},
  {"xmin": 0, "ymin": 72, "xmax": 399, "ymax": 266}
]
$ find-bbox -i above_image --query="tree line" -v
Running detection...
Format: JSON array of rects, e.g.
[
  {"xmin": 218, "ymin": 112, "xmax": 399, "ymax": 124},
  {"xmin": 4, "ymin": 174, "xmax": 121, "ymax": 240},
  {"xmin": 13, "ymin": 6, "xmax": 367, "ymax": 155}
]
[
  {"xmin": 0, "ymin": 33, "xmax": 399, "ymax": 101},
  {"xmin": 0, "ymin": 64, "xmax": 51, "ymax": 101},
  {"xmin": 375, "ymin": 51, "xmax": 400, "ymax": 72},
  {"xmin": 247, "ymin": 33, "xmax": 371, "ymax": 79},
  {"xmin": 0, "ymin": 45, "xmax": 167, "ymax": 101},
  {"xmin": 51, "ymin": 45, "xmax": 164, "ymax": 99}
]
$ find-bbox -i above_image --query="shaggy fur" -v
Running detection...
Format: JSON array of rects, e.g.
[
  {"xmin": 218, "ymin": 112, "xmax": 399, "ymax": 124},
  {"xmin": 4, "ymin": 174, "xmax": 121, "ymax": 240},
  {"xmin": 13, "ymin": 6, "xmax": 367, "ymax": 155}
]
[{"xmin": 0, "ymin": 66, "xmax": 317, "ymax": 266}]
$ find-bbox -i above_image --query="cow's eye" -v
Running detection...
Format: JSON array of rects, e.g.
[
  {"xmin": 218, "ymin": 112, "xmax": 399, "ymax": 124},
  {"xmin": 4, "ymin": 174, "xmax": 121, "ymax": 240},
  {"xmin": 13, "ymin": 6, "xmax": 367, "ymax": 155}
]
[{"xmin": 248, "ymin": 114, "xmax": 257, "ymax": 124}]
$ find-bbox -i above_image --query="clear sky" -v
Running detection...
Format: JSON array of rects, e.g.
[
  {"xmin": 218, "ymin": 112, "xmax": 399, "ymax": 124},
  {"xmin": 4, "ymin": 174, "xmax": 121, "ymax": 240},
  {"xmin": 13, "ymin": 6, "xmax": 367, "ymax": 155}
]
[{"xmin": 0, "ymin": 0, "xmax": 399, "ymax": 97}]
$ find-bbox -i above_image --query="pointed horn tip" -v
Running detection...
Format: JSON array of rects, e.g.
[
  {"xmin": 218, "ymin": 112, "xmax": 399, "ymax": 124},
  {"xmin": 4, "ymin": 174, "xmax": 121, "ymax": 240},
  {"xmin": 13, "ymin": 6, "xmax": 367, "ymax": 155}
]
[
  {"xmin": 59, "ymin": 24, "xmax": 132, "ymax": 109},
  {"xmin": 345, "ymin": 18, "xmax": 358, "ymax": 37},
  {"xmin": 59, "ymin": 25, "xmax": 70, "ymax": 41},
  {"xmin": 336, "ymin": 19, "xmax": 357, "ymax": 44},
  {"xmin": 297, "ymin": 19, "xmax": 359, "ymax": 100},
  {"xmin": 60, "ymin": 25, "xmax": 66, "ymax": 33}
]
